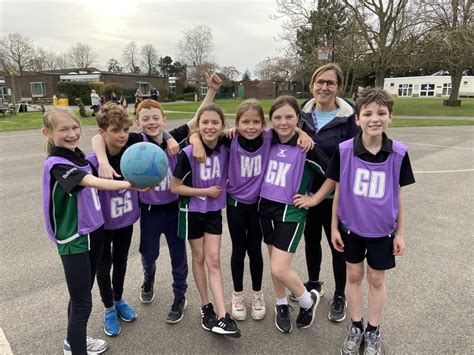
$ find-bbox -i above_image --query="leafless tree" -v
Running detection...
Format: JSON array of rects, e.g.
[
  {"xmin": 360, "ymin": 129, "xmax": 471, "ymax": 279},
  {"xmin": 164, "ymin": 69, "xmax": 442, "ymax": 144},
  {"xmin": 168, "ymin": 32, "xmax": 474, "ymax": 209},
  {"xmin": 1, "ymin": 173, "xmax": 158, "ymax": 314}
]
[
  {"xmin": 140, "ymin": 44, "xmax": 159, "ymax": 75},
  {"xmin": 219, "ymin": 66, "xmax": 240, "ymax": 81},
  {"xmin": 0, "ymin": 33, "xmax": 37, "ymax": 74},
  {"xmin": 343, "ymin": 0, "xmax": 423, "ymax": 87},
  {"xmin": 32, "ymin": 48, "xmax": 61, "ymax": 71},
  {"xmin": 176, "ymin": 25, "xmax": 214, "ymax": 66},
  {"xmin": 122, "ymin": 41, "xmax": 141, "ymax": 73},
  {"xmin": 68, "ymin": 42, "xmax": 96, "ymax": 68},
  {"xmin": 254, "ymin": 57, "xmax": 297, "ymax": 81},
  {"xmin": 420, "ymin": 0, "xmax": 474, "ymax": 104}
]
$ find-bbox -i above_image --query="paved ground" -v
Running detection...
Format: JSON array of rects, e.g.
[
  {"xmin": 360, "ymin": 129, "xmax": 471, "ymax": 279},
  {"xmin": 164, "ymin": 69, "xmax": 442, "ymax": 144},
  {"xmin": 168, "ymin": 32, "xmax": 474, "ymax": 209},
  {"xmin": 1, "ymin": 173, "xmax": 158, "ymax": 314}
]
[{"xmin": 0, "ymin": 124, "xmax": 473, "ymax": 354}]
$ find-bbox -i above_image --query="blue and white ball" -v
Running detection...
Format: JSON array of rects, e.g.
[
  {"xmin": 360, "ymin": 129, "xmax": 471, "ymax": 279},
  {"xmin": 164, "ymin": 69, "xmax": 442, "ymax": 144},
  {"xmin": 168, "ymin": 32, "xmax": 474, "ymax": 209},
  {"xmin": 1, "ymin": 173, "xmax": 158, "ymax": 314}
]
[{"xmin": 120, "ymin": 142, "xmax": 169, "ymax": 188}]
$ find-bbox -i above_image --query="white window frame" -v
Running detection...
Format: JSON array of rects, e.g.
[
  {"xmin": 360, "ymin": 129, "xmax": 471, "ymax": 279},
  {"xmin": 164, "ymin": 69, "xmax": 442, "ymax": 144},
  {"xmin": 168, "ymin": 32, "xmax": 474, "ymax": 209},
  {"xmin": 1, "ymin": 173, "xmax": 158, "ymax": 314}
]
[
  {"xmin": 420, "ymin": 83, "xmax": 435, "ymax": 97},
  {"xmin": 398, "ymin": 83, "xmax": 412, "ymax": 97},
  {"xmin": 442, "ymin": 83, "xmax": 452, "ymax": 96},
  {"xmin": 137, "ymin": 82, "xmax": 150, "ymax": 96},
  {"xmin": 30, "ymin": 82, "xmax": 45, "ymax": 97},
  {"xmin": 169, "ymin": 81, "xmax": 176, "ymax": 93}
]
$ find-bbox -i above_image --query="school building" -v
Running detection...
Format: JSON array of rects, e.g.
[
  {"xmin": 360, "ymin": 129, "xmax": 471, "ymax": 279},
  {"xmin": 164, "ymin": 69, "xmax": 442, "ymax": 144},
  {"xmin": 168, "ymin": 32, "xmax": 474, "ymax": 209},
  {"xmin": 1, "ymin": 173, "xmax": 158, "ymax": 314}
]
[
  {"xmin": 2, "ymin": 68, "xmax": 171, "ymax": 103},
  {"xmin": 383, "ymin": 74, "xmax": 474, "ymax": 98}
]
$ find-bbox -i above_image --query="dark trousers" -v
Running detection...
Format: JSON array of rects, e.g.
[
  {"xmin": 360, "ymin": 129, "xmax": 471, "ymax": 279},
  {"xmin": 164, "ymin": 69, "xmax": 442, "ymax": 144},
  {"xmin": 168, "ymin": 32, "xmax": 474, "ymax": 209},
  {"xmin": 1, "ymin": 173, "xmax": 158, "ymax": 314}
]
[
  {"xmin": 139, "ymin": 207, "xmax": 188, "ymax": 299},
  {"xmin": 96, "ymin": 225, "xmax": 133, "ymax": 308},
  {"xmin": 61, "ymin": 227, "xmax": 104, "ymax": 355},
  {"xmin": 304, "ymin": 199, "xmax": 346, "ymax": 296},
  {"xmin": 226, "ymin": 203, "xmax": 264, "ymax": 292}
]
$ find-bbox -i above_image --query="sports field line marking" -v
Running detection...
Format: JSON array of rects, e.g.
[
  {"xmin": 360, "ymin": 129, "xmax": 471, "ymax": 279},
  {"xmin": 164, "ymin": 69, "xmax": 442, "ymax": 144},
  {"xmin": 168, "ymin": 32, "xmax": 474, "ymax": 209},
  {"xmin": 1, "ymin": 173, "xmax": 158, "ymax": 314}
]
[
  {"xmin": 414, "ymin": 168, "xmax": 474, "ymax": 174},
  {"xmin": 0, "ymin": 328, "xmax": 13, "ymax": 355},
  {"xmin": 403, "ymin": 142, "xmax": 474, "ymax": 151}
]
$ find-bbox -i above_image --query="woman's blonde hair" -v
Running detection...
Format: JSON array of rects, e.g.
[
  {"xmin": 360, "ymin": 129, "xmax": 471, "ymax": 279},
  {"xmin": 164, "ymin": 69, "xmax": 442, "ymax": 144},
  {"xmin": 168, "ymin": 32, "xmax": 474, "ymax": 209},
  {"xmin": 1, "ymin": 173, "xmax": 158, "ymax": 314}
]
[
  {"xmin": 309, "ymin": 63, "xmax": 344, "ymax": 95},
  {"xmin": 42, "ymin": 107, "xmax": 82, "ymax": 154}
]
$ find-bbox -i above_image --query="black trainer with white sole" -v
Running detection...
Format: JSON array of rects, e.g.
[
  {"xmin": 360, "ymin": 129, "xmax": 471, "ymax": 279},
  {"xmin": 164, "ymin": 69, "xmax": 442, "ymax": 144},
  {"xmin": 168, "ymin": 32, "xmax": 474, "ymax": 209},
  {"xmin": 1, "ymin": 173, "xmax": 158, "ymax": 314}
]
[
  {"xmin": 211, "ymin": 313, "xmax": 241, "ymax": 338},
  {"xmin": 296, "ymin": 290, "xmax": 320, "ymax": 329}
]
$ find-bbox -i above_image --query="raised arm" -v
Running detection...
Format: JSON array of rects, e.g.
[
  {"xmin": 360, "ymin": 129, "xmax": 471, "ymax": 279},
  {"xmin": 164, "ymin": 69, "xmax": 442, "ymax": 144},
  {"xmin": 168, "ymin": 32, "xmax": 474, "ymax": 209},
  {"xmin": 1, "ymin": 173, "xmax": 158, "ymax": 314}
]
[{"xmin": 186, "ymin": 72, "xmax": 222, "ymax": 130}]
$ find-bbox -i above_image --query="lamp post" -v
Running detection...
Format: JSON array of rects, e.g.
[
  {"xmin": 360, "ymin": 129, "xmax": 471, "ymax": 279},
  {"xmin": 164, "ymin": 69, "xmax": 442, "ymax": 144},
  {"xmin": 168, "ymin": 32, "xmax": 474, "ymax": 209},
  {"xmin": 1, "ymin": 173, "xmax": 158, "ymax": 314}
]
[{"xmin": 9, "ymin": 69, "xmax": 16, "ymax": 116}]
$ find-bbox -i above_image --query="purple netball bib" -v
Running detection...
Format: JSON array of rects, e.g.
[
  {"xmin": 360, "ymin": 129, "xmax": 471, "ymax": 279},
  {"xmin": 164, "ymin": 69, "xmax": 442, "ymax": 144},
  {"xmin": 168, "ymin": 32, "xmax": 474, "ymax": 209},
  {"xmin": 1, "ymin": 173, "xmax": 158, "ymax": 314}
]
[
  {"xmin": 338, "ymin": 139, "xmax": 407, "ymax": 237},
  {"xmin": 139, "ymin": 132, "xmax": 179, "ymax": 205},
  {"xmin": 227, "ymin": 130, "xmax": 272, "ymax": 204},
  {"xmin": 42, "ymin": 156, "xmax": 104, "ymax": 243},
  {"xmin": 260, "ymin": 144, "xmax": 306, "ymax": 204},
  {"xmin": 182, "ymin": 144, "xmax": 228, "ymax": 212},
  {"xmin": 87, "ymin": 154, "xmax": 140, "ymax": 230}
]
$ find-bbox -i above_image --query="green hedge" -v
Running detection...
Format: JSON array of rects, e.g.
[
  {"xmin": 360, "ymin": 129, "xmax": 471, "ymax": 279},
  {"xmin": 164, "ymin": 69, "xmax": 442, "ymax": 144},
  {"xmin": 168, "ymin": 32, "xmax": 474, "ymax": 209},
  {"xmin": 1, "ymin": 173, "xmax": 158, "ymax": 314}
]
[{"xmin": 56, "ymin": 81, "xmax": 104, "ymax": 105}]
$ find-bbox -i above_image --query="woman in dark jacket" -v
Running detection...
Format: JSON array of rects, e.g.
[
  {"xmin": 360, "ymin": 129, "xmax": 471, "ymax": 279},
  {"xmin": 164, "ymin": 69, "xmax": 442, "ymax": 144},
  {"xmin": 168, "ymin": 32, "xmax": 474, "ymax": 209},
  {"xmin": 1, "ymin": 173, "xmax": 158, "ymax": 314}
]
[{"xmin": 296, "ymin": 63, "xmax": 359, "ymax": 323}]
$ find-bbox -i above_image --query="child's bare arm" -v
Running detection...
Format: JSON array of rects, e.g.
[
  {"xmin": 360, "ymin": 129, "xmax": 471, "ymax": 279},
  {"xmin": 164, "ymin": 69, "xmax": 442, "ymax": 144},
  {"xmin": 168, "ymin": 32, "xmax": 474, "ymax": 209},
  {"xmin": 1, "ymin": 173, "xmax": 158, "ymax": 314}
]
[
  {"xmin": 186, "ymin": 73, "xmax": 222, "ymax": 130},
  {"xmin": 295, "ymin": 128, "xmax": 314, "ymax": 153},
  {"xmin": 393, "ymin": 188, "xmax": 406, "ymax": 256},
  {"xmin": 293, "ymin": 178, "xmax": 335, "ymax": 209},
  {"xmin": 91, "ymin": 134, "xmax": 120, "ymax": 179},
  {"xmin": 170, "ymin": 176, "xmax": 222, "ymax": 198},
  {"xmin": 189, "ymin": 132, "xmax": 207, "ymax": 164},
  {"xmin": 79, "ymin": 174, "xmax": 131, "ymax": 190},
  {"xmin": 331, "ymin": 183, "xmax": 344, "ymax": 252}
]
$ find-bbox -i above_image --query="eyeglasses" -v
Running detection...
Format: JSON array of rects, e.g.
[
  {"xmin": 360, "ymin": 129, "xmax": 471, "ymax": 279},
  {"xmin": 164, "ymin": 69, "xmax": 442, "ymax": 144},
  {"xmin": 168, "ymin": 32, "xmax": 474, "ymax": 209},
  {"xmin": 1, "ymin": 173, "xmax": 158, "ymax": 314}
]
[{"xmin": 314, "ymin": 79, "xmax": 338, "ymax": 89}]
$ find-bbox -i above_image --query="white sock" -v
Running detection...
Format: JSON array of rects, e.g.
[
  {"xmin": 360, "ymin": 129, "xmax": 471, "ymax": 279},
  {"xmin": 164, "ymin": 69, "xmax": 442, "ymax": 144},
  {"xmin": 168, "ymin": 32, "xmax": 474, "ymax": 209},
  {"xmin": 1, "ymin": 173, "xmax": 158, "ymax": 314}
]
[
  {"xmin": 296, "ymin": 290, "xmax": 313, "ymax": 309},
  {"xmin": 276, "ymin": 297, "xmax": 288, "ymax": 306}
]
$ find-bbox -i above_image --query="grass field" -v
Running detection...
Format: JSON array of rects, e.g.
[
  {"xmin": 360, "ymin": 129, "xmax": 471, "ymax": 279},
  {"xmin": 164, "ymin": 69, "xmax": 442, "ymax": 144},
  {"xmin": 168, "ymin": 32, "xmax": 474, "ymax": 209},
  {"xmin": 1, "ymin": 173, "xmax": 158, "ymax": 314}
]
[{"xmin": 0, "ymin": 97, "xmax": 472, "ymax": 132}]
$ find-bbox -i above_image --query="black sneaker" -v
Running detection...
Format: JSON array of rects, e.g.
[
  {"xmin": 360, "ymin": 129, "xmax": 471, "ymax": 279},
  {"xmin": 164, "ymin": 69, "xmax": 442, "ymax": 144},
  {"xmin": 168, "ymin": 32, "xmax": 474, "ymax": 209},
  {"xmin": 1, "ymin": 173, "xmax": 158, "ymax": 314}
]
[
  {"xmin": 140, "ymin": 277, "xmax": 155, "ymax": 303},
  {"xmin": 288, "ymin": 281, "xmax": 324, "ymax": 302},
  {"xmin": 274, "ymin": 304, "xmax": 293, "ymax": 333},
  {"xmin": 296, "ymin": 290, "xmax": 320, "ymax": 329},
  {"xmin": 211, "ymin": 313, "xmax": 241, "ymax": 338},
  {"xmin": 201, "ymin": 303, "xmax": 217, "ymax": 331},
  {"xmin": 166, "ymin": 297, "xmax": 187, "ymax": 324},
  {"xmin": 328, "ymin": 295, "xmax": 347, "ymax": 322}
]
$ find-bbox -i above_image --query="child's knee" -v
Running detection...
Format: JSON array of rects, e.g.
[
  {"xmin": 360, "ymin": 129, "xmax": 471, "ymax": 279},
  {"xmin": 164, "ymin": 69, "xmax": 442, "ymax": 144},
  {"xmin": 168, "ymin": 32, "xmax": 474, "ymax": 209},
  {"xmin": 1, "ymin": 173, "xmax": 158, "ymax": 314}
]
[
  {"xmin": 205, "ymin": 254, "xmax": 221, "ymax": 270},
  {"xmin": 367, "ymin": 268, "xmax": 385, "ymax": 288},
  {"xmin": 347, "ymin": 264, "xmax": 365, "ymax": 284}
]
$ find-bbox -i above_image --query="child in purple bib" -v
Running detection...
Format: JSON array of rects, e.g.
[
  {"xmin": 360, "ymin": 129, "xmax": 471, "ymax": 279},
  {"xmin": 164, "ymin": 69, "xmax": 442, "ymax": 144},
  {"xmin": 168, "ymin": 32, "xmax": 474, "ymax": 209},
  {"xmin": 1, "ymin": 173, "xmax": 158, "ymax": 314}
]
[
  {"xmin": 171, "ymin": 102, "xmax": 241, "ymax": 338},
  {"xmin": 295, "ymin": 89, "xmax": 415, "ymax": 354},
  {"xmin": 41, "ymin": 107, "xmax": 137, "ymax": 355}
]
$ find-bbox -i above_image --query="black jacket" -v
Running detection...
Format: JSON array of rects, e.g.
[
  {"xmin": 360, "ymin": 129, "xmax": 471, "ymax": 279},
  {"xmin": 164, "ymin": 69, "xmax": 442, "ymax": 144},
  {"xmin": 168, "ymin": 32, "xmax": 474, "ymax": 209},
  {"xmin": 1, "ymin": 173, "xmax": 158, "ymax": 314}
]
[{"xmin": 300, "ymin": 96, "xmax": 360, "ymax": 192}]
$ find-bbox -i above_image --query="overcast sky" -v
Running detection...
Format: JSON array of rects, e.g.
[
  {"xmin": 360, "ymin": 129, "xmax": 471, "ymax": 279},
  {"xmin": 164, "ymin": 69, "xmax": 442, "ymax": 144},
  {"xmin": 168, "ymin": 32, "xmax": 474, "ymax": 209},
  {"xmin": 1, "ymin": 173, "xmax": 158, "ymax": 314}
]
[{"xmin": 0, "ymin": 0, "xmax": 287, "ymax": 76}]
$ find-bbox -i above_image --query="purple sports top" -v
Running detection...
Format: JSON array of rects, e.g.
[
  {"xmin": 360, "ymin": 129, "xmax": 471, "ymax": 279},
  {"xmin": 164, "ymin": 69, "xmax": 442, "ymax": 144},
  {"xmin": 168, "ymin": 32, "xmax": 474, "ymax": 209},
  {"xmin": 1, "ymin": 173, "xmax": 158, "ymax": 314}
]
[
  {"xmin": 259, "ymin": 143, "xmax": 306, "ymax": 204},
  {"xmin": 87, "ymin": 154, "xmax": 140, "ymax": 230},
  {"xmin": 227, "ymin": 130, "xmax": 272, "ymax": 204},
  {"xmin": 139, "ymin": 132, "xmax": 179, "ymax": 205},
  {"xmin": 182, "ymin": 144, "xmax": 228, "ymax": 212},
  {"xmin": 42, "ymin": 156, "xmax": 104, "ymax": 243},
  {"xmin": 338, "ymin": 138, "xmax": 407, "ymax": 237}
]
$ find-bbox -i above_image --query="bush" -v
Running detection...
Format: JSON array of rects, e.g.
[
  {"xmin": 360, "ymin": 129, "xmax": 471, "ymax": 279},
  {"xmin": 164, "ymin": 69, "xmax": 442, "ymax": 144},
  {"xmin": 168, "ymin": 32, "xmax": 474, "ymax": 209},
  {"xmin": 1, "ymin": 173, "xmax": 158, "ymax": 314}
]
[
  {"xmin": 57, "ymin": 81, "xmax": 104, "ymax": 105},
  {"xmin": 103, "ymin": 83, "xmax": 123, "ymax": 100},
  {"xmin": 177, "ymin": 92, "xmax": 197, "ymax": 101}
]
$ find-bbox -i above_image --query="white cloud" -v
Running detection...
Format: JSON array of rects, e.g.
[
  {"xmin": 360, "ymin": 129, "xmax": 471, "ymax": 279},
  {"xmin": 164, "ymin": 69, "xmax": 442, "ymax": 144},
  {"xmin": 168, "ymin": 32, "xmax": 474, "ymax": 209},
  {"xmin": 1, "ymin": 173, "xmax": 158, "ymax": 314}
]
[{"xmin": 0, "ymin": 0, "xmax": 287, "ymax": 76}]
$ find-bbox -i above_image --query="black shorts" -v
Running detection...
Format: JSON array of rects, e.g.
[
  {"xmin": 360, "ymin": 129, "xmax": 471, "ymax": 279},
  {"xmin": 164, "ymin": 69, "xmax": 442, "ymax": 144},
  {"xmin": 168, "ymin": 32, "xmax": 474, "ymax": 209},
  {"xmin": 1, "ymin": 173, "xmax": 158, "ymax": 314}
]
[
  {"xmin": 341, "ymin": 227, "xmax": 395, "ymax": 270},
  {"xmin": 259, "ymin": 214, "xmax": 305, "ymax": 254},
  {"xmin": 178, "ymin": 210, "xmax": 222, "ymax": 240}
]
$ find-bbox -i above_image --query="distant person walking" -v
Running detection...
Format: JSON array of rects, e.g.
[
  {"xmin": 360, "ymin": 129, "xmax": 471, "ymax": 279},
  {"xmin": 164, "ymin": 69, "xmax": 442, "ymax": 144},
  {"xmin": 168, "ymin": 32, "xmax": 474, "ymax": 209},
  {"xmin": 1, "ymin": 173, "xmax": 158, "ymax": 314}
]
[
  {"xmin": 91, "ymin": 90, "xmax": 100, "ymax": 116},
  {"xmin": 150, "ymin": 87, "xmax": 160, "ymax": 101},
  {"xmin": 134, "ymin": 89, "xmax": 143, "ymax": 114}
]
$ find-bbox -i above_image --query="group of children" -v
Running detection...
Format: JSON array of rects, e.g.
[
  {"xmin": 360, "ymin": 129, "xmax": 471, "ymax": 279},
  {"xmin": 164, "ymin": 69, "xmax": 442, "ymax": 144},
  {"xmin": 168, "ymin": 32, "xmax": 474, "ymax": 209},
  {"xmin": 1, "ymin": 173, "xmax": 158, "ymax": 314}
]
[{"xmin": 42, "ymin": 69, "xmax": 414, "ymax": 355}]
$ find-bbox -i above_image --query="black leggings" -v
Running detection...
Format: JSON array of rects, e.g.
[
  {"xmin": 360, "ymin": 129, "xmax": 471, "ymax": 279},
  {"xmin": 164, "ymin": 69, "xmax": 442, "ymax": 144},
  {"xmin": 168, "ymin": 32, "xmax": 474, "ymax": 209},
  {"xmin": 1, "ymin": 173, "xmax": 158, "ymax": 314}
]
[
  {"xmin": 226, "ymin": 203, "xmax": 264, "ymax": 292},
  {"xmin": 96, "ymin": 225, "xmax": 133, "ymax": 308},
  {"xmin": 60, "ymin": 228, "xmax": 104, "ymax": 355},
  {"xmin": 304, "ymin": 199, "xmax": 346, "ymax": 296}
]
